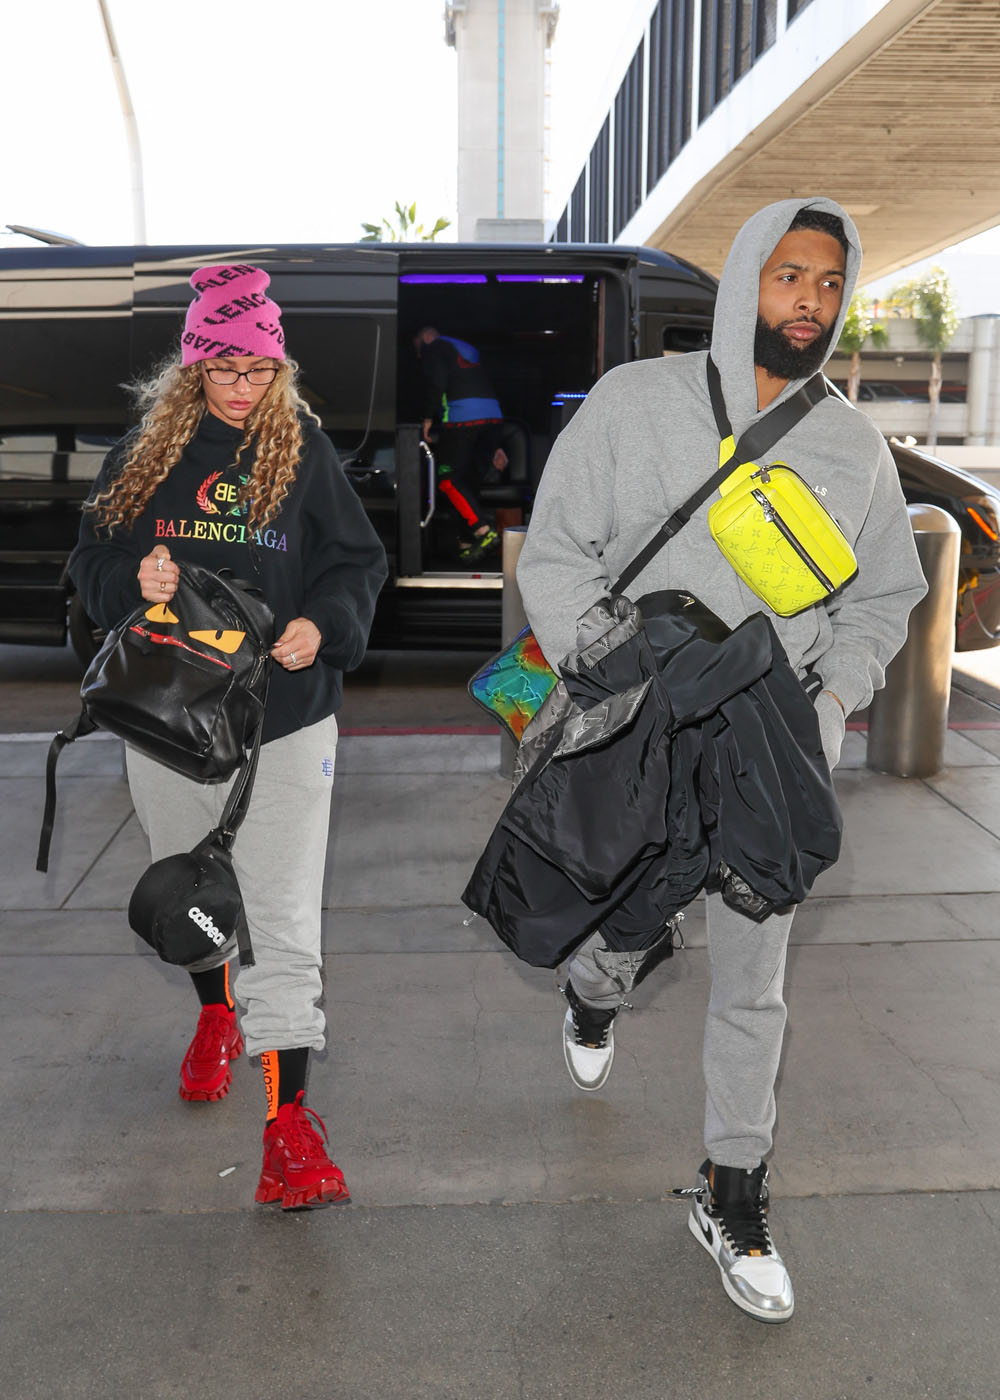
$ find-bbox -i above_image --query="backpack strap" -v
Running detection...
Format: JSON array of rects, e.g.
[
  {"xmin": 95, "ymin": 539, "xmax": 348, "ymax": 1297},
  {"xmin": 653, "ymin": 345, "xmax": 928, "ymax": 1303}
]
[
  {"xmin": 203, "ymin": 663, "xmax": 271, "ymax": 967},
  {"xmin": 612, "ymin": 358, "xmax": 827, "ymax": 596},
  {"xmin": 36, "ymin": 708, "xmax": 99, "ymax": 872}
]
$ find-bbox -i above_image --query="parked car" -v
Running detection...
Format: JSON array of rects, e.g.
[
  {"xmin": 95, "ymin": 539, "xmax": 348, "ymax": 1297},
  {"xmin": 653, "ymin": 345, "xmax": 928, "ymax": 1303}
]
[
  {"xmin": 824, "ymin": 383, "xmax": 1000, "ymax": 650},
  {"xmin": 888, "ymin": 438, "xmax": 1000, "ymax": 651},
  {"xmin": 830, "ymin": 380, "xmax": 928, "ymax": 403},
  {"xmin": 856, "ymin": 380, "xmax": 927, "ymax": 403}
]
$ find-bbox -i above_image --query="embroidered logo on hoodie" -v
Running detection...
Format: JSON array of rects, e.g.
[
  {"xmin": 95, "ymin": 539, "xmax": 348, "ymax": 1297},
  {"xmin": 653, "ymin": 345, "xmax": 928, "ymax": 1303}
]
[{"xmin": 155, "ymin": 470, "xmax": 289, "ymax": 551}]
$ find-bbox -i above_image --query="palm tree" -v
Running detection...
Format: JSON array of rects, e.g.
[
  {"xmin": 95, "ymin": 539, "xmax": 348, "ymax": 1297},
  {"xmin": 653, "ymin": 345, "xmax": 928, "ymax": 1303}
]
[
  {"xmin": 837, "ymin": 292, "xmax": 889, "ymax": 403},
  {"xmin": 360, "ymin": 201, "xmax": 450, "ymax": 243},
  {"xmin": 886, "ymin": 266, "xmax": 960, "ymax": 450}
]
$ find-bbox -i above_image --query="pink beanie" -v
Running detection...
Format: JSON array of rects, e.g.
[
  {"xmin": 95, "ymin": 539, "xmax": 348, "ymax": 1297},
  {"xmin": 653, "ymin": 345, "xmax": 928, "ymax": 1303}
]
[{"xmin": 181, "ymin": 264, "xmax": 285, "ymax": 366}]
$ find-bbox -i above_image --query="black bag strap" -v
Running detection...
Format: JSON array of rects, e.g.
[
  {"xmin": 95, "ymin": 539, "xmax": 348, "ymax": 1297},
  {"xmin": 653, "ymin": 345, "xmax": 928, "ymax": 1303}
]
[
  {"xmin": 37, "ymin": 657, "xmax": 271, "ymax": 883},
  {"xmin": 706, "ymin": 354, "xmax": 828, "ymax": 463},
  {"xmin": 36, "ymin": 709, "xmax": 99, "ymax": 872},
  {"xmin": 202, "ymin": 664, "xmax": 271, "ymax": 967},
  {"xmin": 612, "ymin": 357, "xmax": 827, "ymax": 596},
  {"xmin": 211, "ymin": 664, "xmax": 271, "ymax": 852}
]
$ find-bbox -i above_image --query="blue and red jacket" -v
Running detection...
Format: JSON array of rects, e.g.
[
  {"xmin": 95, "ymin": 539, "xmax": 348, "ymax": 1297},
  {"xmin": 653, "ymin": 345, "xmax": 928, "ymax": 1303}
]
[{"xmin": 419, "ymin": 335, "xmax": 502, "ymax": 425}]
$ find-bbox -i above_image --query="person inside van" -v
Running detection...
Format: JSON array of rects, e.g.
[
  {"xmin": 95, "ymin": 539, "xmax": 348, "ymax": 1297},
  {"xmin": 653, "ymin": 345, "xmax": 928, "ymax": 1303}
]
[
  {"xmin": 69, "ymin": 264, "xmax": 387, "ymax": 1209},
  {"xmin": 415, "ymin": 326, "xmax": 507, "ymax": 564}
]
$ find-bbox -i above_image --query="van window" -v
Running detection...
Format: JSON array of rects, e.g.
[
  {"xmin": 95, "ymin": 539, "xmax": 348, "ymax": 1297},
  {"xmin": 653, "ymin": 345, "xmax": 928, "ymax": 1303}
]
[
  {"xmin": 0, "ymin": 315, "xmax": 130, "ymax": 429},
  {"xmin": 280, "ymin": 313, "xmax": 395, "ymax": 433},
  {"xmin": 0, "ymin": 430, "xmax": 117, "ymax": 481}
]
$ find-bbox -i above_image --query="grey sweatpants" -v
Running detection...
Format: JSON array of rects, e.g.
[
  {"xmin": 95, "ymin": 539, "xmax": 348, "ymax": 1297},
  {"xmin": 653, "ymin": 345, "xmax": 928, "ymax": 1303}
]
[
  {"xmin": 568, "ymin": 690, "xmax": 845, "ymax": 1169},
  {"xmin": 126, "ymin": 713, "xmax": 338, "ymax": 1058},
  {"xmin": 568, "ymin": 894, "xmax": 794, "ymax": 1171}
]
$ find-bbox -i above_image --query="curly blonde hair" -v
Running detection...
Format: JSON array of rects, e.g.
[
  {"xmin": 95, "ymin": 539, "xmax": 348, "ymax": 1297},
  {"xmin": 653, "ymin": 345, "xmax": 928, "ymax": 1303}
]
[{"xmin": 87, "ymin": 356, "xmax": 320, "ymax": 535}]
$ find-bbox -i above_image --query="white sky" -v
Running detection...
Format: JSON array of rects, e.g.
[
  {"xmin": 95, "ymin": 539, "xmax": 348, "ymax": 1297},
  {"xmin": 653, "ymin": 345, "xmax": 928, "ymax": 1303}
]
[{"xmin": 2, "ymin": 0, "xmax": 998, "ymax": 313}]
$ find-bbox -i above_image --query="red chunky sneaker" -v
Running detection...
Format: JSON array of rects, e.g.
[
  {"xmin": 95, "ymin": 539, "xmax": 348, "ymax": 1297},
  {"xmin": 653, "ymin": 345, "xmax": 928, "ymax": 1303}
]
[
  {"xmin": 255, "ymin": 1091, "xmax": 350, "ymax": 1209},
  {"xmin": 179, "ymin": 1005, "xmax": 243, "ymax": 1102}
]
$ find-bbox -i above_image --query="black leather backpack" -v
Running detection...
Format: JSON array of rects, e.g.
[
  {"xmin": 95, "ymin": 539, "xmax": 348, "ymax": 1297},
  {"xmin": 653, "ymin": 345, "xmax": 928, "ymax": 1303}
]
[{"xmin": 36, "ymin": 562, "xmax": 274, "ymax": 882}]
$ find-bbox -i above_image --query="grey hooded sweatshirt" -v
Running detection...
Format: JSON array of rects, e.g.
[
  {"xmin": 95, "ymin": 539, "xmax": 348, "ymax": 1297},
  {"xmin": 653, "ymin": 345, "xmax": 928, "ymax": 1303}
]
[{"xmin": 517, "ymin": 196, "xmax": 927, "ymax": 719}]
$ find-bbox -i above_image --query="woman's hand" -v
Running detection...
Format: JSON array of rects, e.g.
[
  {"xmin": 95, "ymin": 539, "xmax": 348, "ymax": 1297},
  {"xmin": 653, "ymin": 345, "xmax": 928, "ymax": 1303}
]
[
  {"xmin": 138, "ymin": 545, "xmax": 179, "ymax": 602},
  {"xmin": 273, "ymin": 617, "xmax": 322, "ymax": 671}
]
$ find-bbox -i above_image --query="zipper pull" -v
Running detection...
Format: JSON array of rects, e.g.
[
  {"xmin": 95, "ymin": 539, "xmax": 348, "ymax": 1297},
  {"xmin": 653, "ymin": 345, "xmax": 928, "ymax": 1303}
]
[{"xmin": 751, "ymin": 487, "xmax": 775, "ymax": 522}]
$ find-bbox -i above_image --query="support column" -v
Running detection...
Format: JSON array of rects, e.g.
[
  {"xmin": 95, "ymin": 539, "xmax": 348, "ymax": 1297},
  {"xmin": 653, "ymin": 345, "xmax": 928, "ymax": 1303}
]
[{"xmin": 966, "ymin": 314, "xmax": 997, "ymax": 446}]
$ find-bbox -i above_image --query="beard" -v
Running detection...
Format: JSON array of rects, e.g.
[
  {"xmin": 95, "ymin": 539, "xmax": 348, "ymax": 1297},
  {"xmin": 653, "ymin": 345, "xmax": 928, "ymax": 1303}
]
[{"xmin": 754, "ymin": 315, "xmax": 835, "ymax": 381}]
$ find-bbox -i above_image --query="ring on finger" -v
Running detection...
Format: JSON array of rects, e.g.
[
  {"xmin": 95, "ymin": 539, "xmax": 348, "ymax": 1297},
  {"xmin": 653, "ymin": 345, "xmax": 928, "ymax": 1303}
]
[
  {"xmin": 155, "ymin": 556, "xmax": 165, "ymax": 572},
  {"xmin": 160, "ymin": 580, "xmax": 166, "ymax": 592},
  {"xmin": 289, "ymin": 652, "xmax": 297, "ymax": 665}
]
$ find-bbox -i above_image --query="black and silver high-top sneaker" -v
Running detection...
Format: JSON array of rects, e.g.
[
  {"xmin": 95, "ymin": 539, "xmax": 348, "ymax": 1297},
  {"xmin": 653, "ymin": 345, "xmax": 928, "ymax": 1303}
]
[
  {"xmin": 684, "ymin": 1159, "xmax": 794, "ymax": 1322},
  {"xmin": 561, "ymin": 979, "xmax": 618, "ymax": 1091}
]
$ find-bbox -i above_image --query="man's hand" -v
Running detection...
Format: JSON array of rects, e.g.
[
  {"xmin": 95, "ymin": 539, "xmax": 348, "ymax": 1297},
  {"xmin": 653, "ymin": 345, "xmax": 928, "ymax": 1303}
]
[
  {"xmin": 422, "ymin": 418, "xmax": 434, "ymax": 443},
  {"xmin": 814, "ymin": 688, "xmax": 846, "ymax": 769},
  {"xmin": 491, "ymin": 448, "xmax": 509, "ymax": 473},
  {"xmin": 272, "ymin": 617, "xmax": 322, "ymax": 671}
]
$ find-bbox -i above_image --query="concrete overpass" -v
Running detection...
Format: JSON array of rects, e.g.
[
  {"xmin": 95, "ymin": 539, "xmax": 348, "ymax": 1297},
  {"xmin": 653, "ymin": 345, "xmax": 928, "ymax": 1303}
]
[{"xmin": 552, "ymin": 0, "xmax": 1000, "ymax": 285}]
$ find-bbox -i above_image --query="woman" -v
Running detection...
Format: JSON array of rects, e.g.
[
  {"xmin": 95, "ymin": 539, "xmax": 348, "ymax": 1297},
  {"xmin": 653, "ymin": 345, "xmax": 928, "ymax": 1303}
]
[{"xmin": 70, "ymin": 264, "xmax": 388, "ymax": 1209}]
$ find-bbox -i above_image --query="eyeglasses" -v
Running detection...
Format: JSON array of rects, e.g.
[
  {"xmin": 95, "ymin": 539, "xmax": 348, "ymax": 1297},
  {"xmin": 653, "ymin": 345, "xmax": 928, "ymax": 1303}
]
[{"xmin": 203, "ymin": 366, "xmax": 278, "ymax": 386}]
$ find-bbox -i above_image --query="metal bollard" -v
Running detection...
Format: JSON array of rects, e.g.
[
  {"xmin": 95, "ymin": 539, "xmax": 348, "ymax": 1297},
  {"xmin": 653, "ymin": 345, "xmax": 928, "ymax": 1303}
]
[
  {"xmin": 867, "ymin": 504, "xmax": 961, "ymax": 778},
  {"xmin": 499, "ymin": 527, "xmax": 529, "ymax": 780}
]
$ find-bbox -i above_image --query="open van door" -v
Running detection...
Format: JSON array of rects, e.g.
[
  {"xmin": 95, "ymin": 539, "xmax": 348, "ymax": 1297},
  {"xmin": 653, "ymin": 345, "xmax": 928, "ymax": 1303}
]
[{"xmin": 382, "ymin": 250, "xmax": 640, "ymax": 647}]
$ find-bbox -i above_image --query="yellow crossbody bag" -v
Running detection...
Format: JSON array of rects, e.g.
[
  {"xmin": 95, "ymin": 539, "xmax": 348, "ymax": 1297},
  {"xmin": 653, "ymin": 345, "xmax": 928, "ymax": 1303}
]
[
  {"xmin": 704, "ymin": 358, "xmax": 858, "ymax": 617},
  {"xmin": 707, "ymin": 448, "xmax": 858, "ymax": 617}
]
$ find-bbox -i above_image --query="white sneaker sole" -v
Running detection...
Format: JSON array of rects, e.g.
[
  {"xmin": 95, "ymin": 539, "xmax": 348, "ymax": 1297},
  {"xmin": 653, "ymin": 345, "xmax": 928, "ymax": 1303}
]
[{"xmin": 688, "ymin": 1203, "xmax": 794, "ymax": 1323}]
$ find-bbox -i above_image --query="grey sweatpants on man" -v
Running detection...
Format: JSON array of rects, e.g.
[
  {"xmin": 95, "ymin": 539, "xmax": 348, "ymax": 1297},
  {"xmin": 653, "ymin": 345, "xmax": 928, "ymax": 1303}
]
[
  {"xmin": 568, "ymin": 895, "xmax": 794, "ymax": 1171},
  {"xmin": 126, "ymin": 713, "xmax": 338, "ymax": 1058},
  {"xmin": 568, "ymin": 695, "xmax": 843, "ymax": 1171}
]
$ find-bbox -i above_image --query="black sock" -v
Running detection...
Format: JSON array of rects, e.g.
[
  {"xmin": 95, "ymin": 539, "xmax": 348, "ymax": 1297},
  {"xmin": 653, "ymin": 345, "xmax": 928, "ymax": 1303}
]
[
  {"xmin": 189, "ymin": 962, "xmax": 234, "ymax": 1010},
  {"xmin": 260, "ymin": 1048, "xmax": 310, "ymax": 1121}
]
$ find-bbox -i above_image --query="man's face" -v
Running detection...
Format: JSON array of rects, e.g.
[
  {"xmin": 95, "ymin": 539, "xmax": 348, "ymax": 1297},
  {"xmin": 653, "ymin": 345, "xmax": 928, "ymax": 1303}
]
[{"xmin": 754, "ymin": 228, "xmax": 846, "ymax": 380}]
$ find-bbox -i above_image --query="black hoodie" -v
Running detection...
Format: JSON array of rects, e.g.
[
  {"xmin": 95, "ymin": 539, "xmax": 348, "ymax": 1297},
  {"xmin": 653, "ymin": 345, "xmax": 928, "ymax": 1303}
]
[{"xmin": 70, "ymin": 412, "xmax": 388, "ymax": 743}]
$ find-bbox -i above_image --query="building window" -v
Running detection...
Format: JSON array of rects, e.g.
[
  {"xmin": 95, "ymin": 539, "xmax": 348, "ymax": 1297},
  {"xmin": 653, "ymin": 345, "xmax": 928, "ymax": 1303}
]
[
  {"xmin": 647, "ymin": 0, "xmax": 694, "ymax": 191},
  {"xmin": 787, "ymin": 0, "xmax": 817, "ymax": 18},
  {"xmin": 570, "ymin": 170, "xmax": 586, "ymax": 241},
  {"xmin": 699, "ymin": 0, "xmax": 729, "ymax": 118},
  {"xmin": 757, "ymin": 0, "xmax": 778, "ymax": 51},
  {"xmin": 555, "ymin": 209, "xmax": 568, "ymax": 243},
  {"xmin": 589, "ymin": 118, "xmax": 610, "ymax": 243},
  {"xmin": 613, "ymin": 44, "xmax": 644, "ymax": 237},
  {"xmin": 735, "ymin": 0, "xmax": 754, "ymax": 80},
  {"xmin": 699, "ymin": 0, "xmax": 777, "ymax": 121}
]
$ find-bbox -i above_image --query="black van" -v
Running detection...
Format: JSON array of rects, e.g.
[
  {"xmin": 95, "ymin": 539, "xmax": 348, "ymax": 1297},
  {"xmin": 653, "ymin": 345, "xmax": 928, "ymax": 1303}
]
[
  {"xmin": 0, "ymin": 240, "xmax": 716, "ymax": 658},
  {"xmin": 4, "ymin": 239, "xmax": 1000, "ymax": 657}
]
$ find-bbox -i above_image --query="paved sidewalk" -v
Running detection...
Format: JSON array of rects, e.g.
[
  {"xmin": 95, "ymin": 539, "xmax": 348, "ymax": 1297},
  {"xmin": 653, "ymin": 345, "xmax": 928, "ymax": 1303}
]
[{"xmin": 2, "ymin": 702, "xmax": 999, "ymax": 1398}]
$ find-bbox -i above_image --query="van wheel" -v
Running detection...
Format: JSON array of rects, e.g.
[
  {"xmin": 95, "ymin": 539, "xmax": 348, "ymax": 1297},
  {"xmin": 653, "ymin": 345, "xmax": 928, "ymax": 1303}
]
[{"xmin": 68, "ymin": 594, "xmax": 105, "ymax": 667}]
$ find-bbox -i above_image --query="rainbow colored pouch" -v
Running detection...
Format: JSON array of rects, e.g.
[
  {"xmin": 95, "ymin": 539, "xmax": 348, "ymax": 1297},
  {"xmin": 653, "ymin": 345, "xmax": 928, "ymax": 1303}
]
[{"xmin": 468, "ymin": 625, "xmax": 558, "ymax": 743}]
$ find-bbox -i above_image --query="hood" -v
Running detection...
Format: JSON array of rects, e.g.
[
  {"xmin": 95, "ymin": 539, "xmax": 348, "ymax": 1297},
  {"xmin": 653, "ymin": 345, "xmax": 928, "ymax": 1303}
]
[{"xmin": 709, "ymin": 196, "xmax": 862, "ymax": 432}]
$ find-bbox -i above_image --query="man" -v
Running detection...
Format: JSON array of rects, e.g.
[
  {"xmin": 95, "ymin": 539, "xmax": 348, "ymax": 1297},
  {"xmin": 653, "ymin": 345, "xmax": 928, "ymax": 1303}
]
[
  {"xmin": 516, "ymin": 198, "xmax": 927, "ymax": 1322},
  {"xmin": 415, "ymin": 327, "xmax": 507, "ymax": 563}
]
